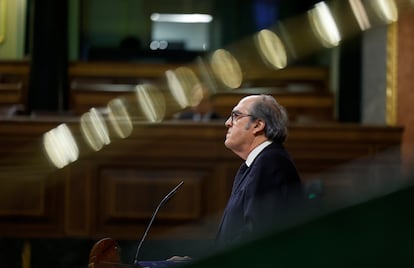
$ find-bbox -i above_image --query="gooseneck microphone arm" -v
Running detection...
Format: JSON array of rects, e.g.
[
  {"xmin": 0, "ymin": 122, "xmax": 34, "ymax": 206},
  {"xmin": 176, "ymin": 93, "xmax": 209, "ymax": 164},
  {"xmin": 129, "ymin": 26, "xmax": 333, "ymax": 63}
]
[{"xmin": 132, "ymin": 180, "xmax": 184, "ymax": 266}]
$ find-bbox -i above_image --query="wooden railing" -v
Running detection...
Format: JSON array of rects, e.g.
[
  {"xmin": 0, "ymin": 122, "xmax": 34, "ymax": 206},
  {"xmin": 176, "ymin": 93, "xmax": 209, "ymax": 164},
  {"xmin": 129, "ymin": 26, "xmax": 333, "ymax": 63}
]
[
  {"xmin": 68, "ymin": 61, "xmax": 334, "ymax": 122},
  {"xmin": 0, "ymin": 61, "xmax": 334, "ymax": 122}
]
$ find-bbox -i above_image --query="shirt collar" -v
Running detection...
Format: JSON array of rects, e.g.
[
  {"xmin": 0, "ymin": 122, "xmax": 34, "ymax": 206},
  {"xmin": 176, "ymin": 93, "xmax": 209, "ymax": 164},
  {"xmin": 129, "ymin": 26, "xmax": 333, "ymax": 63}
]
[{"xmin": 245, "ymin": 140, "xmax": 272, "ymax": 167}]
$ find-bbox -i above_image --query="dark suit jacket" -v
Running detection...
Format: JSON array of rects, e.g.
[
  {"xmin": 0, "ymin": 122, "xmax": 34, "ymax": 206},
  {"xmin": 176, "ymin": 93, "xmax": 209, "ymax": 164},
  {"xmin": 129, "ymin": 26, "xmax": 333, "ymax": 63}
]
[{"xmin": 215, "ymin": 142, "xmax": 303, "ymax": 250}]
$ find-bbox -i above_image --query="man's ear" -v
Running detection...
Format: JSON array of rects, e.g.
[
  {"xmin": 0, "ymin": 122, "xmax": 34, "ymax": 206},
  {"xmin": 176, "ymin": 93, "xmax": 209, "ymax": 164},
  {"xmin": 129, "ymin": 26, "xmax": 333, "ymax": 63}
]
[{"xmin": 252, "ymin": 119, "xmax": 265, "ymax": 134}]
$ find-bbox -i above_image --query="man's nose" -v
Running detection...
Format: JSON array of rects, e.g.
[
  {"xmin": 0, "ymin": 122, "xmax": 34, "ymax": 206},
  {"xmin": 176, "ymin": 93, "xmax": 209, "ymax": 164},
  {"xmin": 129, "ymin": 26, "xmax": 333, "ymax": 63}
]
[{"xmin": 225, "ymin": 117, "xmax": 232, "ymax": 127}]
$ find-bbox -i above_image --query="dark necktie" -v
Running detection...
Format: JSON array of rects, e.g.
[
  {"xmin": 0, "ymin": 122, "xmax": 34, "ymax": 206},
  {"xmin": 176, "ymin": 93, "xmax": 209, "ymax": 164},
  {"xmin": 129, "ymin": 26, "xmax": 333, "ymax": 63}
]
[
  {"xmin": 216, "ymin": 162, "xmax": 249, "ymax": 244},
  {"xmin": 231, "ymin": 162, "xmax": 248, "ymax": 194}
]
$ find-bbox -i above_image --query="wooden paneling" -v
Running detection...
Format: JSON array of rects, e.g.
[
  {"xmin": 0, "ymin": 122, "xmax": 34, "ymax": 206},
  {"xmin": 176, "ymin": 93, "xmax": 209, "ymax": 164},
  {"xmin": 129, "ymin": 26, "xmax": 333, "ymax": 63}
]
[
  {"xmin": 0, "ymin": 178, "xmax": 45, "ymax": 216},
  {"xmin": 0, "ymin": 61, "xmax": 29, "ymax": 115},
  {"xmin": 0, "ymin": 173, "xmax": 65, "ymax": 237},
  {"xmin": 99, "ymin": 169, "xmax": 203, "ymax": 221},
  {"xmin": 68, "ymin": 62, "xmax": 186, "ymax": 80},
  {"xmin": 68, "ymin": 61, "xmax": 334, "ymax": 122},
  {"xmin": 0, "ymin": 117, "xmax": 403, "ymax": 241}
]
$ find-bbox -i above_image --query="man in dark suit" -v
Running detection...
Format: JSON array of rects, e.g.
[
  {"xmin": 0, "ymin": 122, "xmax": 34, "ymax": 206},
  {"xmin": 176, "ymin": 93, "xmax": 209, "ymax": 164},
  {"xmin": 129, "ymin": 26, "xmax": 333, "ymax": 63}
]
[
  {"xmin": 168, "ymin": 94, "xmax": 303, "ymax": 261},
  {"xmin": 215, "ymin": 94, "xmax": 303, "ymax": 250}
]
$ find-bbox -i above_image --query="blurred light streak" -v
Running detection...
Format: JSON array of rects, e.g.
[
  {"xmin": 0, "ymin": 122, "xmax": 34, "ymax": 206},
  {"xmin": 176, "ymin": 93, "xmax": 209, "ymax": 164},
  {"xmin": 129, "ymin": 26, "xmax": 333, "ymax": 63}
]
[
  {"xmin": 195, "ymin": 57, "xmax": 219, "ymax": 95},
  {"xmin": 255, "ymin": 29, "xmax": 288, "ymax": 70},
  {"xmin": 273, "ymin": 13, "xmax": 324, "ymax": 60},
  {"xmin": 190, "ymin": 82, "xmax": 207, "ymax": 107},
  {"xmin": 371, "ymin": 0, "xmax": 398, "ymax": 23},
  {"xmin": 166, "ymin": 67, "xmax": 201, "ymax": 108},
  {"xmin": 166, "ymin": 70, "xmax": 187, "ymax": 109},
  {"xmin": 176, "ymin": 67, "xmax": 202, "ymax": 107},
  {"xmin": 210, "ymin": 49, "xmax": 243, "ymax": 89},
  {"xmin": 80, "ymin": 107, "xmax": 111, "ymax": 151},
  {"xmin": 349, "ymin": 0, "xmax": 372, "ymax": 30},
  {"xmin": 43, "ymin": 124, "xmax": 79, "ymax": 169},
  {"xmin": 308, "ymin": 2, "xmax": 341, "ymax": 48},
  {"xmin": 136, "ymin": 84, "xmax": 166, "ymax": 123},
  {"xmin": 107, "ymin": 98, "xmax": 133, "ymax": 138},
  {"xmin": 275, "ymin": 21, "xmax": 298, "ymax": 60}
]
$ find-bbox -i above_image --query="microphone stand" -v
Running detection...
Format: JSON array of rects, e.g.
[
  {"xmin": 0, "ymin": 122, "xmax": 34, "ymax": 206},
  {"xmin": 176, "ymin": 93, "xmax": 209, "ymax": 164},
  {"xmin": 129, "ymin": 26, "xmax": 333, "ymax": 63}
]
[{"xmin": 132, "ymin": 181, "xmax": 184, "ymax": 266}]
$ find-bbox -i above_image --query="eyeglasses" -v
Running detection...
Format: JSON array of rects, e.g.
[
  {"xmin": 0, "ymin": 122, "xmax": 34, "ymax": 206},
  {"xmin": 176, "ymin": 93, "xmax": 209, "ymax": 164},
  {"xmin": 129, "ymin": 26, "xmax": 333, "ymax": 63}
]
[{"xmin": 229, "ymin": 111, "xmax": 255, "ymax": 124}]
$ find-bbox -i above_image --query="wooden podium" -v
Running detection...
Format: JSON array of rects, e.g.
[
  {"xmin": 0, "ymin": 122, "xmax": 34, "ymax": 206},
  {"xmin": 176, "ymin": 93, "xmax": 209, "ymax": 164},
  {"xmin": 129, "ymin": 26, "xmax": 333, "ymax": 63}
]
[{"xmin": 88, "ymin": 238, "xmax": 135, "ymax": 268}]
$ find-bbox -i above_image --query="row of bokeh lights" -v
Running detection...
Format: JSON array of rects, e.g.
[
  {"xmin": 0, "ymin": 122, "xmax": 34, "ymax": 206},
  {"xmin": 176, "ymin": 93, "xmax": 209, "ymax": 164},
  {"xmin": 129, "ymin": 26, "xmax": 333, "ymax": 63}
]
[{"xmin": 43, "ymin": 0, "xmax": 401, "ymax": 169}]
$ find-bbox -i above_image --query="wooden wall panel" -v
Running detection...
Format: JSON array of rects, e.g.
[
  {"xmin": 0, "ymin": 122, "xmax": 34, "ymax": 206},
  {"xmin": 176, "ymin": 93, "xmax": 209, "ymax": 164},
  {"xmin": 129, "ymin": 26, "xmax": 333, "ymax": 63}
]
[
  {"xmin": 65, "ymin": 162, "xmax": 92, "ymax": 236},
  {"xmin": 0, "ymin": 60, "xmax": 29, "ymax": 115},
  {"xmin": 99, "ymin": 168, "xmax": 204, "ymax": 220},
  {"xmin": 0, "ymin": 177, "xmax": 45, "ymax": 216},
  {"xmin": 0, "ymin": 172, "xmax": 65, "ymax": 237},
  {"xmin": 0, "ymin": 119, "xmax": 65, "ymax": 237}
]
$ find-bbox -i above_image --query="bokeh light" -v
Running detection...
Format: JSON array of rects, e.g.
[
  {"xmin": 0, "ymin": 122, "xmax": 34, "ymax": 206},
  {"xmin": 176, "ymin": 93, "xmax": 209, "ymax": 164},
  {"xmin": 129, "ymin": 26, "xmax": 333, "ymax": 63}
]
[
  {"xmin": 43, "ymin": 124, "xmax": 79, "ymax": 169},
  {"xmin": 371, "ymin": 0, "xmax": 398, "ymax": 24},
  {"xmin": 135, "ymin": 84, "xmax": 166, "ymax": 123},
  {"xmin": 255, "ymin": 29, "xmax": 288, "ymax": 70},
  {"xmin": 80, "ymin": 107, "xmax": 111, "ymax": 151},
  {"xmin": 107, "ymin": 98, "xmax": 133, "ymax": 139},
  {"xmin": 210, "ymin": 49, "xmax": 243, "ymax": 89},
  {"xmin": 166, "ymin": 66, "xmax": 201, "ymax": 108},
  {"xmin": 349, "ymin": 0, "xmax": 372, "ymax": 31},
  {"xmin": 308, "ymin": 1, "xmax": 341, "ymax": 48}
]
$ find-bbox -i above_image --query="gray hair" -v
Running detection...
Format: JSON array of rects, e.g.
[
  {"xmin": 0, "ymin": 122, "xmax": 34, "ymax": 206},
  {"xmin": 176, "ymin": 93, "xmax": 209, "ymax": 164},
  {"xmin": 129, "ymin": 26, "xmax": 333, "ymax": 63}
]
[{"xmin": 249, "ymin": 94, "xmax": 288, "ymax": 142}]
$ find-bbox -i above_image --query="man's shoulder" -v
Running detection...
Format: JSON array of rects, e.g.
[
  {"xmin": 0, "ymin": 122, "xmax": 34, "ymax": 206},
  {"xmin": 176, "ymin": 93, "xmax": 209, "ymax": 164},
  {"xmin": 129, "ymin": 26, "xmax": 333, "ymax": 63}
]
[
  {"xmin": 260, "ymin": 142, "xmax": 286, "ymax": 155},
  {"xmin": 255, "ymin": 143, "xmax": 296, "ymax": 167}
]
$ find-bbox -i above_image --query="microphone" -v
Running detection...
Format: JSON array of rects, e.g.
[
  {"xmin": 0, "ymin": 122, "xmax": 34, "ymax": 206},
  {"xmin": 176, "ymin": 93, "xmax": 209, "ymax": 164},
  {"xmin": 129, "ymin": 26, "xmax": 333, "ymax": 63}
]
[{"xmin": 132, "ymin": 180, "xmax": 184, "ymax": 266}]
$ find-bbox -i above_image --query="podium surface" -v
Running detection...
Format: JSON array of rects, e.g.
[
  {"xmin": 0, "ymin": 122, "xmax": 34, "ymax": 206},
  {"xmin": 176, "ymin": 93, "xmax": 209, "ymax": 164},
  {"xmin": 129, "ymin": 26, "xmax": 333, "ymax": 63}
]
[{"xmin": 89, "ymin": 238, "xmax": 191, "ymax": 268}]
